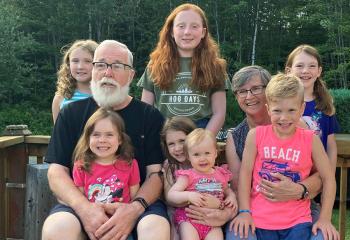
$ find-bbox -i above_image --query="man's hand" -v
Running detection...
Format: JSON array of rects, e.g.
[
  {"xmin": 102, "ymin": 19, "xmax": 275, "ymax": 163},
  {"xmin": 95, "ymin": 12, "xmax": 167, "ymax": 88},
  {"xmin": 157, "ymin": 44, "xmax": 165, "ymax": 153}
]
[
  {"xmin": 259, "ymin": 172, "xmax": 303, "ymax": 201},
  {"xmin": 75, "ymin": 201, "xmax": 109, "ymax": 240},
  {"xmin": 185, "ymin": 205, "xmax": 233, "ymax": 227},
  {"xmin": 95, "ymin": 202, "xmax": 143, "ymax": 240}
]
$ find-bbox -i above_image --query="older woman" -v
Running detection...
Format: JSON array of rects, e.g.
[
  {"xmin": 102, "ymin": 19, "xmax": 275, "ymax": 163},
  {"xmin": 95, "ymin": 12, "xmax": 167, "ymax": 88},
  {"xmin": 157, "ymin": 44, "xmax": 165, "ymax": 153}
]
[{"xmin": 226, "ymin": 66, "xmax": 324, "ymax": 240}]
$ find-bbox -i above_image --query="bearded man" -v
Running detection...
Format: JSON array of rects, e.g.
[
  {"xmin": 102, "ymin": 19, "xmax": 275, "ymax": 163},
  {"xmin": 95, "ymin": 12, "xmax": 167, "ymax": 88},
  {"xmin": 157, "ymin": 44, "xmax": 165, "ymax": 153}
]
[{"xmin": 42, "ymin": 40, "xmax": 170, "ymax": 240}]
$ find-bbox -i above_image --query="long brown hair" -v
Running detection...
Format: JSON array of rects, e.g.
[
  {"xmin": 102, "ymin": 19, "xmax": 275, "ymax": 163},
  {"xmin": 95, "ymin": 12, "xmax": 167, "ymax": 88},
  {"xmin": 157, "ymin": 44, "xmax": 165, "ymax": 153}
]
[
  {"xmin": 160, "ymin": 116, "xmax": 196, "ymax": 184},
  {"xmin": 73, "ymin": 108, "xmax": 134, "ymax": 172},
  {"xmin": 148, "ymin": 3, "xmax": 227, "ymax": 91},
  {"xmin": 56, "ymin": 39, "xmax": 98, "ymax": 99},
  {"xmin": 285, "ymin": 44, "xmax": 335, "ymax": 115}
]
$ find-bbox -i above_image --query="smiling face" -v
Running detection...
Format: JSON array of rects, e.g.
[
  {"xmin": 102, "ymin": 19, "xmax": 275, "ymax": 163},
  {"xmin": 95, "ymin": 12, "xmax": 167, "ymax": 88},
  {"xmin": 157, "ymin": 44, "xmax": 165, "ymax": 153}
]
[
  {"xmin": 69, "ymin": 48, "xmax": 93, "ymax": 84},
  {"xmin": 172, "ymin": 9, "xmax": 206, "ymax": 57},
  {"xmin": 235, "ymin": 74, "xmax": 268, "ymax": 119},
  {"xmin": 267, "ymin": 96, "xmax": 305, "ymax": 139},
  {"xmin": 91, "ymin": 42, "xmax": 135, "ymax": 108},
  {"xmin": 166, "ymin": 130, "xmax": 187, "ymax": 163},
  {"xmin": 187, "ymin": 136, "xmax": 217, "ymax": 174},
  {"xmin": 287, "ymin": 51, "xmax": 322, "ymax": 92},
  {"xmin": 89, "ymin": 117, "xmax": 120, "ymax": 164}
]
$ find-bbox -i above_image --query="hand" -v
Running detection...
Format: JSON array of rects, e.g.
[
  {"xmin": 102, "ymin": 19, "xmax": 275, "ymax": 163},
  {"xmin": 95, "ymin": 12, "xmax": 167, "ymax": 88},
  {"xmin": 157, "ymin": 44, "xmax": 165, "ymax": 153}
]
[
  {"xmin": 312, "ymin": 219, "xmax": 339, "ymax": 240},
  {"xmin": 95, "ymin": 202, "xmax": 142, "ymax": 240},
  {"xmin": 188, "ymin": 192, "xmax": 206, "ymax": 207},
  {"xmin": 229, "ymin": 212, "xmax": 255, "ymax": 239},
  {"xmin": 259, "ymin": 172, "xmax": 302, "ymax": 201},
  {"xmin": 185, "ymin": 205, "xmax": 233, "ymax": 227},
  {"xmin": 202, "ymin": 193, "xmax": 221, "ymax": 209},
  {"xmin": 75, "ymin": 201, "xmax": 109, "ymax": 240},
  {"xmin": 224, "ymin": 196, "xmax": 238, "ymax": 211}
]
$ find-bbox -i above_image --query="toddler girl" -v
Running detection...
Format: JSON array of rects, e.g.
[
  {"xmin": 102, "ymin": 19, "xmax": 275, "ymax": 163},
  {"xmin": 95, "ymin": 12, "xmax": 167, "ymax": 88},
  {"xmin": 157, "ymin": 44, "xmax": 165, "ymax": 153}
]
[{"xmin": 168, "ymin": 128, "xmax": 237, "ymax": 240}]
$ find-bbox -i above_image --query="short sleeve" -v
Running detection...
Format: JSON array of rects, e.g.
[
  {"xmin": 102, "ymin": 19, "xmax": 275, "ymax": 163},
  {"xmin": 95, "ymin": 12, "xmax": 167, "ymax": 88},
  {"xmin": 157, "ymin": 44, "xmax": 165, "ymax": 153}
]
[
  {"xmin": 72, "ymin": 161, "xmax": 85, "ymax": 187},
  {"xmin": 137, "ymin": 68, "xmax": 155, "ymax": 93},
  {"xmin": 215, "ymin": 165, "xmax": 233, "ymax": 182},
  {"xmin": 129, "ymin": 159, "xmax": 141, "ymax": 186},
  {"xmin": 328, "ymin": 114, "xmax": 340, "ymax": 134},
  {"xmin": 175, "ymin": 169, "xmax": 193, "ymax": 179}
]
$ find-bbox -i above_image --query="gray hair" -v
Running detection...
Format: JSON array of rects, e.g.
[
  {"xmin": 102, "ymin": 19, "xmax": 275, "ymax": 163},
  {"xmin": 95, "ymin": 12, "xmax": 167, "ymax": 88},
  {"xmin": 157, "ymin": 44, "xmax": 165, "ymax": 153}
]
[
  {"xmin": 232, "ymin": 65, "xmax": 271, "ymax": 92},
  {"xmin": 97, "ymin": 40, "xmax": 134, "ymax": 66}
]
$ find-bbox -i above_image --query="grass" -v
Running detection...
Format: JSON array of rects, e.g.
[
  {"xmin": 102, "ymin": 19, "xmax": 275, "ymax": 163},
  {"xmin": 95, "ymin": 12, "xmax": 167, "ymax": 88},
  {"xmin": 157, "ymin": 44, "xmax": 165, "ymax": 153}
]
[{"xmin": 332, "ymin": 209, "xmax": 350, "ymax": 239}]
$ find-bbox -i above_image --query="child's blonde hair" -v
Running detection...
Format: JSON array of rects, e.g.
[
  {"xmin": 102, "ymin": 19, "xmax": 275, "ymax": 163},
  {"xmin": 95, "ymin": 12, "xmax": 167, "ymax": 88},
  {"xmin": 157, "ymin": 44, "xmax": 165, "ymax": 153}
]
[
  {"xmin": 184, "ymin": 128, "xmax": 217, "ymax": 157},
  {"xmin": 56, "ymin": 39, "xmax": 98, "ymax": 99},
  {"xmin": 148, "ymin": 3, "xmax": 227, "ymax": 91},
  {"xmin": 73, "ymin": 108, "xmax": 133, "ymax": 172},
  {"xmin": 161, "ymin": 116, "xmax": 196, "ymax": 184},
  {"xmin": 285, "ymin": 44, "xmax": 335, "ymax": 115},
  {"xmin": 265, "ymin": 73, "xmax": 304, "ymax": 104}
]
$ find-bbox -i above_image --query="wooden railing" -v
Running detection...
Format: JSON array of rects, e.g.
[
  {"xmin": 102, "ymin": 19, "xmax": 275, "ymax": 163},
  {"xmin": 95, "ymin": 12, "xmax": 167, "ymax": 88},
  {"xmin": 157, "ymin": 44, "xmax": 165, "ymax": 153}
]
[
  {"xmin": 0, "ymin": 134, "xmax": 349, "ymax": 240},
  {"xmin": 0, "ymin": 135, "xmax": 49, "ymax": 240}
]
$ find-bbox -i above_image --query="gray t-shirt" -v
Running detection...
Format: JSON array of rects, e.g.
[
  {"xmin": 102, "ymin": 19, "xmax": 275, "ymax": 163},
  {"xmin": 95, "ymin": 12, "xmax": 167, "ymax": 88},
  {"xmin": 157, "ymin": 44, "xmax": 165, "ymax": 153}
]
[{"xmin": 138, "ymin": 57, "xmax": 230, "ymax": 121}]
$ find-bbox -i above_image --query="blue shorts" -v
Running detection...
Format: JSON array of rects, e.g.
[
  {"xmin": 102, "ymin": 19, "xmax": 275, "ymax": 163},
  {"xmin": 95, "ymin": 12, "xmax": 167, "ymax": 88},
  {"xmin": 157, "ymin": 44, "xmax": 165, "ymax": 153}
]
[
  {"xmin": 256, "ymin": 222, "xmax": 312, "ymax": 240},
  {"xmin": 50, "ymin": 199, "xmax": 168, "ymax": 239}
]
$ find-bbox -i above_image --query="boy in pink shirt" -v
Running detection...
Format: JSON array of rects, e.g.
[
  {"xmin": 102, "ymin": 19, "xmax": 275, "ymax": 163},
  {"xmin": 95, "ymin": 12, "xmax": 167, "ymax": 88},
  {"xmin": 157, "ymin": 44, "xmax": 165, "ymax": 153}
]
[{"xmin": 230, "ymin": 73, "xmax": 338, "ymax": 240}]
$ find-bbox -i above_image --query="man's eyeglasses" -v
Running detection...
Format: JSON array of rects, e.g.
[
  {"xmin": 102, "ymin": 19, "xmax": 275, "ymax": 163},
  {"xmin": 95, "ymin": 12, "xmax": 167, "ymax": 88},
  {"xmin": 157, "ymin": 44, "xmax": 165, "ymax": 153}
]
[
  {"xmin": 235, "ymin": 85, "xmax": 266, "ymax": 98},
  {"xmin": 93, "ymin": 62, "xmax": 133, "ymax": 72}
]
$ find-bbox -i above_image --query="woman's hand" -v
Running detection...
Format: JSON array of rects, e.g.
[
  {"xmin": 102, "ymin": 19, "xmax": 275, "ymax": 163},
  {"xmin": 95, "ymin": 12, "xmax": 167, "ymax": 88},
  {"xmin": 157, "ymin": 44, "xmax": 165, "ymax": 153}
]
[
  {"xmin": 259, "ymin": 172, "xmax": 303, "ymax": 201},
  {"xmin": 184, "ymin": 204, "xmax": 234, "ymax": 227},
  {"xmin": 229, "ymin": 212, "xmax": 255, "ymax": 239}
]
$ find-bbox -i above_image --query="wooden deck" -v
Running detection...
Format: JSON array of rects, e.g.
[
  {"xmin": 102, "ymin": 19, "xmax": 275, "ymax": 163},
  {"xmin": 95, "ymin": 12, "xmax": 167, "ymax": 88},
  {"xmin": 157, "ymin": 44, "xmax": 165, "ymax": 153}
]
[{"xmin": 0, "ymin": 134, "xmax": 349, "ymax": 240}]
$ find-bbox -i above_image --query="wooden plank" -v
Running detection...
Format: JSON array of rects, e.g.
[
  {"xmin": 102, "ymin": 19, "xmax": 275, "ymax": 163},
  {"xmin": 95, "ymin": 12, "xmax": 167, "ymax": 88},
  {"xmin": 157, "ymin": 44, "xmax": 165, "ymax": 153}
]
[
  {"xmin": 25, "ymin": 164, "xmax": 57, "ymax": 240},
  {"xmin": 24, "ymin": 135, "xmax": 50, "ymax": 144},
  {"xmin": 6, "ymin": 144, "xmax": 27, "ymax": 239},
  {"xmin": 0, "ymin": 136, "xmax": 24, "ymax": 149},
  {"xmin": 339, "ymin": 160, "xmax": 348, "ymax": 240},
  {"xmin": 0, "ymin": 149, "xmax": 5, "ymax": 239},
  {"xmin": 336, "ymin": 134, "xmax": 350, "ymax": 156}
]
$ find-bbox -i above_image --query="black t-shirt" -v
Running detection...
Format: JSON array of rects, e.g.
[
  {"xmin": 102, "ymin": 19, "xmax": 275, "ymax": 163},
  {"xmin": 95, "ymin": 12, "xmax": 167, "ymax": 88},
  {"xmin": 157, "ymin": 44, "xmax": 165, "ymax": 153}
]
[{"xmin": 45, "ymin": 97, "xmax": 165, "ymax": 183}]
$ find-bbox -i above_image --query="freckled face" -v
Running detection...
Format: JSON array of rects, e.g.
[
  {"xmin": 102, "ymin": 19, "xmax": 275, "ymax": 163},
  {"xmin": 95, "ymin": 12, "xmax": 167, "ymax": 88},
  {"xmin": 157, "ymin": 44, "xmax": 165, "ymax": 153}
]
[{"xmin": 172, "ymin": 10, "xmax": 206, "ymax": 57}]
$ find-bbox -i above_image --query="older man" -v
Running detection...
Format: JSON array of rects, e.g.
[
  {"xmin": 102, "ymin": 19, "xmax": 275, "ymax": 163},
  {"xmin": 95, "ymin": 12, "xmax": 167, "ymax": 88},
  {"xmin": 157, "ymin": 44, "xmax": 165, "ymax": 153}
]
[{"xmin": 42, "ymin": 40, "xmax": 170, "ymax": 240}]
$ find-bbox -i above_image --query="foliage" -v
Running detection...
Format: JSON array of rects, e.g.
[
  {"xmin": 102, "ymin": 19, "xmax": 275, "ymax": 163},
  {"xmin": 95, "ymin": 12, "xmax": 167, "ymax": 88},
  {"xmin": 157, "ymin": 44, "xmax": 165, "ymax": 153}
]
[
  {"xmin": 0, "ymin": 0, "xmax": 349, "ymax": 133},
  {"xmin": 0, "ymin": 104, "xmax": 52, "ymax": 135},
  {"xmin": 331, "ymin": 89, "xmax": 350, "ymax": 133}
]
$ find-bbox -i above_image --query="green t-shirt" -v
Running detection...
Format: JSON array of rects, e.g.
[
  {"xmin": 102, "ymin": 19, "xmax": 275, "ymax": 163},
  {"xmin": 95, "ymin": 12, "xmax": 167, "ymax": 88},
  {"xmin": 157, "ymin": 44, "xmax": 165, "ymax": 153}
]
[{"xmin": 138, "ymin": 57, "xmax": 230, "ymax": 122}]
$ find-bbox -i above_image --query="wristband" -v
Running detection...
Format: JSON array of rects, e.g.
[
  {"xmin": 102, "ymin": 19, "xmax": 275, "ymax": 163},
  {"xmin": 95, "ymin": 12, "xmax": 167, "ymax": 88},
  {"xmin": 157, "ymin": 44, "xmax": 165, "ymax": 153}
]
[
  {"xmin": 238, "ymin": 209, "xmax": 252, "ymax": 214},
  {"xmin": 132, "ymin": 197, "xmax": 149, "ymax": 209}
]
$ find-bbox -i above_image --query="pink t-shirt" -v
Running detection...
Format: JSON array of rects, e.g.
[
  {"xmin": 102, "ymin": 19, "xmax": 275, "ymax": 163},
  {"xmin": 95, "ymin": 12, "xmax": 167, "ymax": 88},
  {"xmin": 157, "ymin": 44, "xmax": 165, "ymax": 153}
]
[
  {"xmin": 73, "ymin": 159, "xmax": 140, "ymax": 203},
  {"xmin": 175, "ymin": 165, "xmax": 232, "ymax": 201},
  {"xmin": 251, "ymin": 125, "xmax": 313, "ymax": 229}
]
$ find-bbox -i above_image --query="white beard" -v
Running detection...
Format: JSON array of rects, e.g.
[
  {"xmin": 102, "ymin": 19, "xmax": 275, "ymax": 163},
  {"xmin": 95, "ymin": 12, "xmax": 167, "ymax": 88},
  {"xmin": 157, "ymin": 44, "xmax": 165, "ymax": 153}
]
[{"xmin": 91, "ymin": 77, "xmax": 130, "ymax": 108}]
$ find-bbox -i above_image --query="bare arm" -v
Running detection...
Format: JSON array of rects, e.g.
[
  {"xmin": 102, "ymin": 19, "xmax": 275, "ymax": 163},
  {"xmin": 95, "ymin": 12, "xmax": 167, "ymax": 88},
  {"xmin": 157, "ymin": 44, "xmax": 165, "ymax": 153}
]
[
  {"xmin": 312, "ymin": 136, "xmax": 336, "ymax": 220},
  {"xmin": 140, "ymin": 89, "xmax": 155, "ymax": 105},
  {"xmin": 129, "ymin": 184, "xmax": 140, "ymax": 199},
  {"xmin": 225, "ymin": 134, "xmax": 241, "ymax": 192},
  {"xmin": 206, "ymin": 91, "xmax": 226, "ymax": 136},
  {"xmin": 311, "ymin": 135, "xmax": 339, "ymax": 239},
  {"xmin": 230, "ymin": 130, "xmax": 257, "ymax": 238},
  {"xmin": 327, "ymin": 134, "xmax": 337, "ymax": 174},
  {"xmin": 52, "ymin": 94, "xmax": 63, "ymax": 123},
  {"xmin": 48, "ymin": 163, "xmax": 108, "ymax": 240}
]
